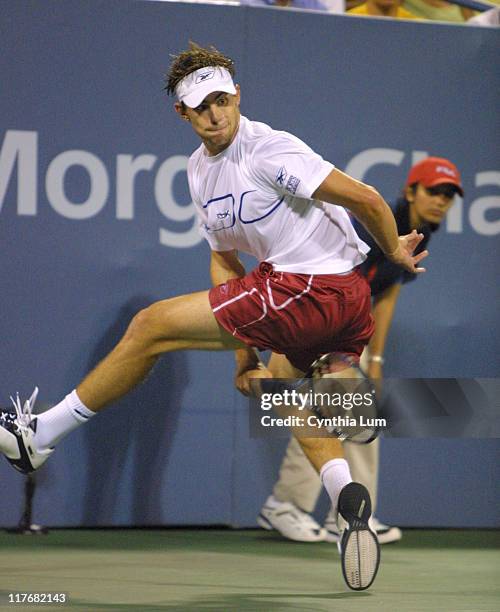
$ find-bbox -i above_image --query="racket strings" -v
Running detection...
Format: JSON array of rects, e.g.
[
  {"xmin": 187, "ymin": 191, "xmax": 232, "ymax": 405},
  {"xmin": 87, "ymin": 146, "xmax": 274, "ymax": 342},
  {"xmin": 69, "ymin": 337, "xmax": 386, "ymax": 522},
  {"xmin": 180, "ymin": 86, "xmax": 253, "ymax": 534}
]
[{"xmin": 308, "ymin": 353, "xmax": 380, "ymax": 445}]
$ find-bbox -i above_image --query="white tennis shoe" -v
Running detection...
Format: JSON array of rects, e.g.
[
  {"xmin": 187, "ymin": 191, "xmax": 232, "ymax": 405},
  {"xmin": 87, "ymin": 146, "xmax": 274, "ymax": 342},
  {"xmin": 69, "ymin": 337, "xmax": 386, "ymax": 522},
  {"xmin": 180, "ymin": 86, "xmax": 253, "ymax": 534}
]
[
  {"xmin": 336, "ymin": 482, "xmax": 380, "ymax": 590},
  {"xmin": 257, "ymin": 497, "xmax": 326, "ymax": 542},
  {"xmin": 0, "ymin": 388, "xmax": 53, "ymax": 474}
]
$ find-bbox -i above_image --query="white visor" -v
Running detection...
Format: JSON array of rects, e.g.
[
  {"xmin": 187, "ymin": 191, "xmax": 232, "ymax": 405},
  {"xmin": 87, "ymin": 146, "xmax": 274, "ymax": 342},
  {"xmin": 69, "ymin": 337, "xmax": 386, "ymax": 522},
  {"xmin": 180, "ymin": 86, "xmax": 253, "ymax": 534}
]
[{"xmin": 176, "ymin": 66, "xmax": 237, "ymax": 108}]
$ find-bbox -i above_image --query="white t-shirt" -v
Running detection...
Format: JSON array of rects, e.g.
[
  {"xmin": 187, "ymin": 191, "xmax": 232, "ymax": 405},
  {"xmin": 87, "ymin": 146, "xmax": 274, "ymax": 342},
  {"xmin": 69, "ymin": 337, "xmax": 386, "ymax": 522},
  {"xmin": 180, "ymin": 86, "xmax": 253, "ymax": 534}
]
[{"xmin": 188, "ymin": 115, "xmax": 369, "ymax": 274}]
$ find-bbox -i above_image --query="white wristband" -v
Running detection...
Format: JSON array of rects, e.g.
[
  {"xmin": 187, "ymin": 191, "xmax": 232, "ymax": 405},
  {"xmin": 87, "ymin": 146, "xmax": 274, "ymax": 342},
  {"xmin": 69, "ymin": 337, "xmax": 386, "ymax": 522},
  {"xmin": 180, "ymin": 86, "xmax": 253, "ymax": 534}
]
[{"xmin": 369, "ymin": 355, "xmax": 385, "ymax": 365}]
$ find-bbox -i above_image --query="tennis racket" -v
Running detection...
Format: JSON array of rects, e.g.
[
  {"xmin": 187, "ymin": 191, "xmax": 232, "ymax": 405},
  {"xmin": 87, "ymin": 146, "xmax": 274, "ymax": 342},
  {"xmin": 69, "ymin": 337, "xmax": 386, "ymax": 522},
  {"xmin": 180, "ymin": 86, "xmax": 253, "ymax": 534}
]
[{"xmin": 255, "ymin": 352, "xmax": 381, "ymax": 444}]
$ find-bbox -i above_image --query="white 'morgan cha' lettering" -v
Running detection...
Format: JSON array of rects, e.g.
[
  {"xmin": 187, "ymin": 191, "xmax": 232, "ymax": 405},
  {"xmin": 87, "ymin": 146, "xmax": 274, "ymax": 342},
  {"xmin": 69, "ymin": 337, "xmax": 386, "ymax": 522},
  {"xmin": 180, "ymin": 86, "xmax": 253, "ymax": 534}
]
[
  {"xmin": 0, "ymin": 130, "xmax": 203, "ymax": 248},
  {"xmin": 470, "ymin": 172, "xmax": 500, "ymax": 236},
  {"xmin": 116, "ymin": 154, "xmax": 157, "ymax": 220},
  {"xmin": 1, "ymin": 131, "xmax": 499, "ymax": 242},
  {"xmin": 46, "ymin": 150, "xmax": 109, "ymax": 219},
  {"xmin": 154, "ymin": 155, "xmax": 202, "ymax": 248},
  {"xmin": 0, "ymin": 130, "xmax": 37, "ymax": 215}
]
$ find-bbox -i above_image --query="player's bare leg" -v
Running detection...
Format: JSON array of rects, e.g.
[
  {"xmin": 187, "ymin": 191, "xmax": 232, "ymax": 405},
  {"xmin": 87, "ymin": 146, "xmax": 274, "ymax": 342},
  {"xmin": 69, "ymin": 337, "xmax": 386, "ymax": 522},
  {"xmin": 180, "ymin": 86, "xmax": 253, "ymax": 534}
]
[
  {"xmin": 258, "ymin": 352, "xmax": 345, "ymax": 543},
  {"xmin": 267, "ymin": 352, "xmax": 344, "ymax": 470},
  {"xmin": 265, "ymin": 352, "xmax": 380, "ymax": 590},
  {"xmin": 0, "ymin": 290, "xmax": 244, "ymax": 474},
  {"xmin": 77, "ymin": 290, "xmax": 245, "ymax": 411}
]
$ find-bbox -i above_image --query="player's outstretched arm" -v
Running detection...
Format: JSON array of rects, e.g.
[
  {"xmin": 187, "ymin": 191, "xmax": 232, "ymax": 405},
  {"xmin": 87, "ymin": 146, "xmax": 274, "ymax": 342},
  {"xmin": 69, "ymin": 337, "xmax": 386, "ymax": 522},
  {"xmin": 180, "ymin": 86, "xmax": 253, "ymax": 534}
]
[{"xmin": 312, "ymin": 168, "xmax": 428, "ymax": 274}]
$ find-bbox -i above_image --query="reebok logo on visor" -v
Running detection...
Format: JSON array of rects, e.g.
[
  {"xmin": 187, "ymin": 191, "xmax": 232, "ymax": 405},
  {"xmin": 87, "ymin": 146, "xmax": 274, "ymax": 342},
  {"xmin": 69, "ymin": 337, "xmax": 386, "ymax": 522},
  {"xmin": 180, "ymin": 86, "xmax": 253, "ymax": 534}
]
[
  {"xmin": 195, "ymin": 68, "xmax": 215, "ymax": 84},
  {"xmin": 176, "ymin": 66, "xmax": 237, "ymax": 109}
]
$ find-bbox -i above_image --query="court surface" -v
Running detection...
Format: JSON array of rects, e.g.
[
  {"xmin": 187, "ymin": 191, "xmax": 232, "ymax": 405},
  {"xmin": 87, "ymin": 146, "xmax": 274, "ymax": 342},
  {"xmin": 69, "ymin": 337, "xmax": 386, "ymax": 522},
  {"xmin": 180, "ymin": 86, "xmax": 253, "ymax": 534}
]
[{"xmin": 0, "ymin": 529, "xmax": 499, "ymax": 611}]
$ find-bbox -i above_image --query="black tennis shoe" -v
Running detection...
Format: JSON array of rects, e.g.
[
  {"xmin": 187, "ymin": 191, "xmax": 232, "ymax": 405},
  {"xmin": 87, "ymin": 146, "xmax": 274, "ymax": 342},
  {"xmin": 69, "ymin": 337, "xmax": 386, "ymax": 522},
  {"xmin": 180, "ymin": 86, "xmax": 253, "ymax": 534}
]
[
  {"xmin": 337, "ymin": 482, "xmax": 380, "ymax": 591},
  {"xmin": 0, "ymin": 388, "xmax": 53, "ymax": 474}
]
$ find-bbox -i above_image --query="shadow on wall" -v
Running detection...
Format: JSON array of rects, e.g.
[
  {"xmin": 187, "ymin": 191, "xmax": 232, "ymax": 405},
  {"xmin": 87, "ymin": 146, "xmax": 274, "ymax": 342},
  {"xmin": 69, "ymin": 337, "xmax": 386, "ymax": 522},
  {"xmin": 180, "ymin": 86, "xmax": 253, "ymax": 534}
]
[{"xmin": 80, "ymin": 296, "xmax": 188, "ymax": 526}]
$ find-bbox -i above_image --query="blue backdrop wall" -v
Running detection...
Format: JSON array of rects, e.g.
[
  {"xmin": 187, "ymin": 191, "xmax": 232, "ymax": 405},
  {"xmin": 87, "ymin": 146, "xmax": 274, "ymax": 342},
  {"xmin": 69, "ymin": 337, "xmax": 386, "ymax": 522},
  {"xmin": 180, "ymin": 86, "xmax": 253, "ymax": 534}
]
[{"xmin": 1, "ymin": 0, "xmax": 499, "ymax": 528}]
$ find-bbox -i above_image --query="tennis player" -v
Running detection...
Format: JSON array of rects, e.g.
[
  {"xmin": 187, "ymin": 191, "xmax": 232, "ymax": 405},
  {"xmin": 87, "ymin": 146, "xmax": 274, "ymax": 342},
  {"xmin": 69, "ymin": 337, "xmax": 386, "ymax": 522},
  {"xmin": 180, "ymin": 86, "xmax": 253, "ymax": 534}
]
[
  {"xmin": 259, "ymin": 157, "xmax": 463, "ymax": 544},
  {"xmin": 0, "ymin": 42, "xmax": 427, "ymax": 591}
]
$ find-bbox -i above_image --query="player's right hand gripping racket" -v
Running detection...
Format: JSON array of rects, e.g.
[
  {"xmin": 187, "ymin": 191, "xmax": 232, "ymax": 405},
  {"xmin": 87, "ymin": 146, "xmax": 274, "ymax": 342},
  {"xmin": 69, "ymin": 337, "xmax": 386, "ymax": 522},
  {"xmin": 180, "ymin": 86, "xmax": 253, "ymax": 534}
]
[{"xmin": 257, "ymin": 352, "xmax": 380, "ymax": 444}]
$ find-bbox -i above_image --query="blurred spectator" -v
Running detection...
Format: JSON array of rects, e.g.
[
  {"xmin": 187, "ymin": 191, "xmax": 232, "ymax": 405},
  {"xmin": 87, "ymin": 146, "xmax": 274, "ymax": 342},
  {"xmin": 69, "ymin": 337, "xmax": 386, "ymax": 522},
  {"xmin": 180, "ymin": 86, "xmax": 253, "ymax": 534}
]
[
  {"xmin": 322, "ymin": 0, "xmax": 346, "ymax": 13},
  {"xmin": 348, "ymin": 0, "xmax": 418, "ymax": 17},
  {"xmin": 403, "ymin": 0, "xmax": 474, "ymax": 22},
  {"xmin": 148, "ymin": 0, "xmax": 345, "ymax": 12},
  {"xmin": 468, "ymin": 5, "xmax": 500, "ymax": 24},
  {"xmin": 241, "ymin": 0, "xmax": 328, "ymax": 10}
]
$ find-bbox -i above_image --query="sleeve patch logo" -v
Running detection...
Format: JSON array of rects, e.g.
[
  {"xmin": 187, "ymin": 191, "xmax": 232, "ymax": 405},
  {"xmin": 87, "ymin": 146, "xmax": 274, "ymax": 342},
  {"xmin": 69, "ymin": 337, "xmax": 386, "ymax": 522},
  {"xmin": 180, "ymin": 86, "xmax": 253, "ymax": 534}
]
[
  {"xmin": 286, "ymin": 175, "xmax": 300, "ymax": 195},
  {"xmin": 276, "ymin": 166, "xmax": 288, "ymax": 186}
]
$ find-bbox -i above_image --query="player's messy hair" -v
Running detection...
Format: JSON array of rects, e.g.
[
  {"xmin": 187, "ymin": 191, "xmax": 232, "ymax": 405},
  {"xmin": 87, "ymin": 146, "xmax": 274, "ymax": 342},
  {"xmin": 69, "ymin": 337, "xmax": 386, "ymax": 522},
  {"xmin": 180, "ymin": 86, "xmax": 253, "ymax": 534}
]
[{"xmin": 165, "ymin": 42, "xmax": 235, "ymax": 97}]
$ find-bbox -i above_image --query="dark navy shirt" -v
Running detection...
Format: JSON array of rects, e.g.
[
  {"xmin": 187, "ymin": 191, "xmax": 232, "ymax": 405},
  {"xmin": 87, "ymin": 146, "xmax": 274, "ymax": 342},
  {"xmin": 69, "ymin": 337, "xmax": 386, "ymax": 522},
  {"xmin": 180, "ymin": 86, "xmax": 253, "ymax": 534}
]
[{"xmin": 353, "ymin": 200, "xmax": 434, "ymax": 297}]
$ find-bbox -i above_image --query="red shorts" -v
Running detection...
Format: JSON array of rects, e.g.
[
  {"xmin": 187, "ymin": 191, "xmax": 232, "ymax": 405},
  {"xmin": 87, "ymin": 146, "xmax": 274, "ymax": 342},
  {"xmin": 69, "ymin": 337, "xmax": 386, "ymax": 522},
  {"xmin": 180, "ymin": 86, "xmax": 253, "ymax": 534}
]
[{"xmin": 209, "ymin": 262, "xmax": 374, "ymax": 372}]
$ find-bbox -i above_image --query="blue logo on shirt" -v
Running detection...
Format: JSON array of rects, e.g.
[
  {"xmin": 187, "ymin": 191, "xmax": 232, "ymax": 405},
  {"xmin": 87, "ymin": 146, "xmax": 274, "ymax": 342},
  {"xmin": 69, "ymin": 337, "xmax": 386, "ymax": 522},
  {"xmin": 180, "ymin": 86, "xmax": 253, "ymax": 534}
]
[
  {"xmin": 286, "ymin": 175, "xmax": 300, "ymax": 195},
  {"xmin": 276, "ymin": 166, "xmax": 287, "ymax": 186}
]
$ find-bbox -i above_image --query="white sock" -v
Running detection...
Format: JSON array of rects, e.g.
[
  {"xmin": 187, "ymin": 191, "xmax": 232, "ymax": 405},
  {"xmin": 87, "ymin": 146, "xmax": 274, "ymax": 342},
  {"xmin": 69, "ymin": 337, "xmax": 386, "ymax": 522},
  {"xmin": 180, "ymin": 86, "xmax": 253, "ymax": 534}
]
[
  {"xmin": 320, "ymin": 458, "xmax": 352, "ymax": 517},
  {"xmin": 265, "ymin": 495, "xmax": 286, "ymax": 509},
  {"xmin": 34, "ymin": 390, "xmax": 95, "ymax": 451}
]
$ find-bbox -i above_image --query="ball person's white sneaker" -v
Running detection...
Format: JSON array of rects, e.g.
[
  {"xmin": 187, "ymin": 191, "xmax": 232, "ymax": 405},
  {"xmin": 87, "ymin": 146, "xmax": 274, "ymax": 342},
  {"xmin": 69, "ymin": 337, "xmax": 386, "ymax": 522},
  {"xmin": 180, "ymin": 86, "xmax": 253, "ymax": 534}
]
[
  {"xmin": 325, "ymin": 514, "xmax": 402, "ymax": 545},
  {"xmin": 337, "ymin": 482, "xmax": 380, "ymax": 591},
  {"xmin": 0, "ymin": 388, "xmax": 53, "ymax": 474},
  {"xmin": 369, "ymin": 517, "xmax": 402, "ymax": 544},
  {"xmin": 257, "ymin": 497, "xmax": 326, "ymax": 542}
]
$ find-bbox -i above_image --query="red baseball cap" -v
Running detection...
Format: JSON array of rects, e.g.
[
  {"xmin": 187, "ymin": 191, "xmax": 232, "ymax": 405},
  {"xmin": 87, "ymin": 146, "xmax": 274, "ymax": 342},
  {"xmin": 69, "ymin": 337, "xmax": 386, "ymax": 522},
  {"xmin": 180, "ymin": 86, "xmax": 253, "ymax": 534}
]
[{"xmin": 406, "ymin": 157, "xmax": 463, "ymax": 196}]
